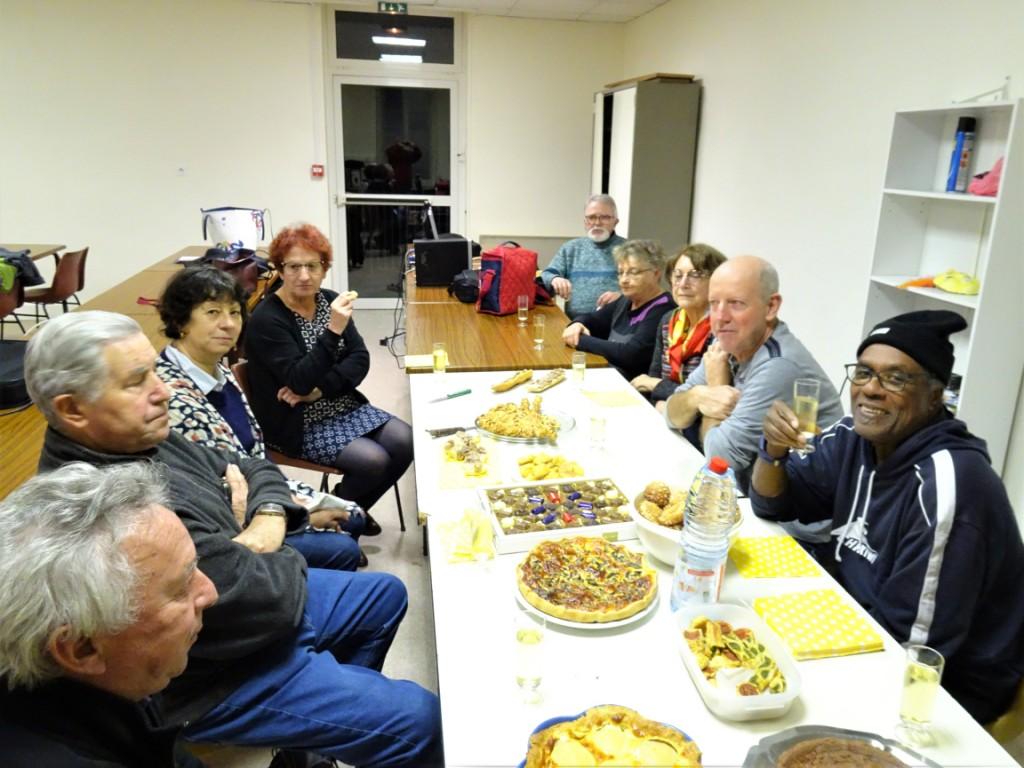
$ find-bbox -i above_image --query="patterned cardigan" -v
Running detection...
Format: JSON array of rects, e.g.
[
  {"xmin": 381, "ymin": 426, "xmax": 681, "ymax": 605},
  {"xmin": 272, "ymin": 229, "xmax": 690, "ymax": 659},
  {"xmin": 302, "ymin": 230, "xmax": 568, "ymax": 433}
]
[{"xmin": 155, "ymin": 351, "xmax": 268, "ymax": 459}]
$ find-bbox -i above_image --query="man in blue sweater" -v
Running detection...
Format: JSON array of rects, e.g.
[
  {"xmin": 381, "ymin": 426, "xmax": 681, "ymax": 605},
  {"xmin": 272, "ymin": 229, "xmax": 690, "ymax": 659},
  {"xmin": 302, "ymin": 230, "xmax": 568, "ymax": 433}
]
[
  {"xmin": 750, "ymin": 310, "xmax": 1024, "ymax": 725},
  {"xmin": 540, "ymin": 193, "xmax": 625, "ymax": 318}
]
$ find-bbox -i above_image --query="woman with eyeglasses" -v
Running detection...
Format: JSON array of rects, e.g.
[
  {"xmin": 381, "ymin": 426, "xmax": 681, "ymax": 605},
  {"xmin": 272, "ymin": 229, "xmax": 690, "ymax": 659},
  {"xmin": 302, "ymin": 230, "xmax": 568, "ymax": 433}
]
[
  {"xmin": 245, "ymin": 223, "xmax": 413, "ymax": 533},
  {"xmin": 561, "ymin": 239, "xmax": 673, "ymax": 380},
  {"xmin": 630, "ymin": 243, "xmax": 727, "ymax": 403},
  {"xmin": 156, "ymin": 265, "xmax": 370, "ymax": 570}
]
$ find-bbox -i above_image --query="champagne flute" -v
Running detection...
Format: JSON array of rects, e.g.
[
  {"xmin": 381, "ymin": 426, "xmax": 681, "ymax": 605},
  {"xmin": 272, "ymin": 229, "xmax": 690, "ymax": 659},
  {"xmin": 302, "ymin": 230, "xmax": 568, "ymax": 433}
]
[
  {"xmin": 514, "ymin": 604, "xmax": 545, "ymax": 704},
  {"xmin": 792, "ymin": 378, "xmax": 820, "ymax": 456},
  {"xmin": 517, "ymin": 294, "xmax": 529, "ymax": 327},
  {"xmin": 532, "ymin": 315, "xmax": 545, "ymax": 350},
  {"xmin": 896, "ymin": 644, "xmax": 944, "ymax": 746}
]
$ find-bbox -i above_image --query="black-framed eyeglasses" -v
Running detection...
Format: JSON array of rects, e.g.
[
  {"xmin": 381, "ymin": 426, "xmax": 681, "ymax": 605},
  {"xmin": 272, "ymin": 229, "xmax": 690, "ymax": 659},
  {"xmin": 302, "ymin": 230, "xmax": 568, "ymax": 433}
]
[
  {"xmin": 671, "ymin": 269, "xmax": 709, "ymax": 284},
  {"xmin": 844, "ymin": 363, "xmax": 931, "ymax": 393}
]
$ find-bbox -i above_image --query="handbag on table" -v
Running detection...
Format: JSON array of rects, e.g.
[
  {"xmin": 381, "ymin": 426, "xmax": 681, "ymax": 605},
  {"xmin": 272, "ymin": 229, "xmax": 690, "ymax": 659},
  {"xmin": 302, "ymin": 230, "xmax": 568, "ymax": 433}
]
[{"xmin": 476, "ymin": 241, "xmax": 538, "ymax": 316}]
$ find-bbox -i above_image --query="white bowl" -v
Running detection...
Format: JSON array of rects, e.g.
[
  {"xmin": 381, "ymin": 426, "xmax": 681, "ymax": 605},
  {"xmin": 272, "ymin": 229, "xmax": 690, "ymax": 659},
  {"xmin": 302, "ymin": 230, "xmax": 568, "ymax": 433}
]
[{"xmin": 630, "ymin": 504, "xmax": 741, "ymax": 567}]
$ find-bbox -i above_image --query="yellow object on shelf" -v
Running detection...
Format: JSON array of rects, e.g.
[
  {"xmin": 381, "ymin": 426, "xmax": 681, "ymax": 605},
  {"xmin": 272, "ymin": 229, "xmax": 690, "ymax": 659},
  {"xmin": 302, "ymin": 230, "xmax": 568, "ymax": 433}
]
[
  {"xmin": 729, "ymin": 536, "xmax": 819, "ymax": 578},
  {"xmin": 753, "ymin": 589, "xmax": 884, "ymax": 660},
  {"xmin": 933, "ymin": 269, "xmax": 980, "ymax": 296}
]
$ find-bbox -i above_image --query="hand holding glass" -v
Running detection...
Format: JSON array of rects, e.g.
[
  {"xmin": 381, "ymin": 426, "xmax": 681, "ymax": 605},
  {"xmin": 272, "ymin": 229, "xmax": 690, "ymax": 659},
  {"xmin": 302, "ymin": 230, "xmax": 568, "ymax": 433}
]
[
  {"xmin": 532, "ymin": 315, "xmax": 545, "ymax": 350},
  {"xmin": 792, "ymin": 378, "xmax": 820, "ymax": 455},
  {"xmin": 517, "ymin": 295, "xmax": 529, "ymax": 327}
]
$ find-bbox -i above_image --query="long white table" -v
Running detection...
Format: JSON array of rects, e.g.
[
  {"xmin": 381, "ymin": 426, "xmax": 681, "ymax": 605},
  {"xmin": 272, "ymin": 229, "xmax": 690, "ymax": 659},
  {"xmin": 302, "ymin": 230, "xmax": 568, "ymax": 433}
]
[{"xmin": 409, "ymin": 368, "xmax": 1015, "ymax": 767}]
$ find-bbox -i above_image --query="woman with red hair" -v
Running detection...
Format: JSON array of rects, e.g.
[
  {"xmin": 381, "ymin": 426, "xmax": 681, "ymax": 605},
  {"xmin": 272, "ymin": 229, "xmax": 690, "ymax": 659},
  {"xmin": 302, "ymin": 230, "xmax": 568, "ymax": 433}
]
[{"xmin": 246, "ymin": 223, "xmax": 412, "ymax": 532}]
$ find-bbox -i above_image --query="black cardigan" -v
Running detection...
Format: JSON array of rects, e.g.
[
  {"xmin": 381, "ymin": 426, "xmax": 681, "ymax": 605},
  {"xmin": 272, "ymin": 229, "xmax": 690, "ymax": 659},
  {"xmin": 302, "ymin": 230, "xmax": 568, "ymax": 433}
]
[
  {"xmin": 572, "ymin": 291, "xmax": 673, "ymax": 380},
  {"xmin": 245, "ymin": 289, "xmax": 370, "ymax": 456}
]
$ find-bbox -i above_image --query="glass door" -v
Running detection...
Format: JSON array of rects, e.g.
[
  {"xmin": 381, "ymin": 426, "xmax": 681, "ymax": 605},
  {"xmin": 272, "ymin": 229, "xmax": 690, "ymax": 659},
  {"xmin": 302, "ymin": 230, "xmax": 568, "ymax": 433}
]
[{"xmin": 332, "ymin": 77, "xmax": 457, "ymax": 307}]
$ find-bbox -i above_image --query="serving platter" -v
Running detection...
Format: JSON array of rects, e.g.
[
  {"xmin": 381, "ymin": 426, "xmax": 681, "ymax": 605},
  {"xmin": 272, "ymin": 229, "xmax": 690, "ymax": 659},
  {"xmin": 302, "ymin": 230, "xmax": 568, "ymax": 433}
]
[
  {"xmin": 514, "ymin": 587, "xmax": 659, "ymax": 631},
  {"xmin": 474, "ymin": 409, "xmax": 574, "ymax": 444}
]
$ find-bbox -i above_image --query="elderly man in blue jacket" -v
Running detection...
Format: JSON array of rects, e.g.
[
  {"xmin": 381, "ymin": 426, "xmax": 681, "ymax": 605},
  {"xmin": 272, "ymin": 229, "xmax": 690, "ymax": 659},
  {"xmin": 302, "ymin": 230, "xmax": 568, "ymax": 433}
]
[{"xmin": 750, "ymin": 310, "xmax": 1024, "ymax": 725}]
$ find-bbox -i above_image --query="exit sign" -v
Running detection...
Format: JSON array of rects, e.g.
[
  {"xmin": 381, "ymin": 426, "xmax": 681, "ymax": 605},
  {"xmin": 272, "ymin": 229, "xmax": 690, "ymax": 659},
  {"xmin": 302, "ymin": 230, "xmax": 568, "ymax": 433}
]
[{"xmin": 378, "ymin": 2, "xmax": 407, "ymax": 12}]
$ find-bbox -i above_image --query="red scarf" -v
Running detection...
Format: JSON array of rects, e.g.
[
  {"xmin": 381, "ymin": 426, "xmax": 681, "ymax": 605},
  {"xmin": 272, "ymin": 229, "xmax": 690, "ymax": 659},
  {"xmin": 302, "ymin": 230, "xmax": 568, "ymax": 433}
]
[{"xmin": 666, "ymin": 311, "xmax": 712, "ymax": 381}]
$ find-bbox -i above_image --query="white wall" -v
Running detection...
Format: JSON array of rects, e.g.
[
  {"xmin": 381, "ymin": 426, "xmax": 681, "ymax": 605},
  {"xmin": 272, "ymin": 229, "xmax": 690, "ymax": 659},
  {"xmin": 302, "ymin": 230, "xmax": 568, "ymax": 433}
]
[
  {"xmin": 464, "ymin": 15, "xmax": 623, "ymax": 240},
  {"xmin": 0, "ymin": 0, "xmax": 330, "ymax": 296},
  {"xmin": 623, "ymin": 0, "xmax": 1024, "ymax": 520}
]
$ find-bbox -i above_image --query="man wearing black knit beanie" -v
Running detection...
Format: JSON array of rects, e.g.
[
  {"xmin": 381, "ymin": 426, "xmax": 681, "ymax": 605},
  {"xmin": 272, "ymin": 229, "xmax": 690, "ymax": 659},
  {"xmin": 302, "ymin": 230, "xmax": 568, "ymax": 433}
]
[{"xmin": 750, "ymin": 309, "xmax": 1023, "ymax": 726}]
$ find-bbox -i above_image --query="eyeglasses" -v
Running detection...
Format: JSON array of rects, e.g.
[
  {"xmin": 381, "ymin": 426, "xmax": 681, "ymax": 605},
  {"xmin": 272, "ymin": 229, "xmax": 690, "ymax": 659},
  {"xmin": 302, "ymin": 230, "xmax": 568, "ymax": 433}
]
[
  {"xmin": 844, "ymin": 363, "xmax": 931, "ymax": 393},
  {"xmin": 671, "ymin": 269, "xmax": 709, "ymax": 284},
  {"xmin": 282, "ymin": 261, "xmax": 325, "ymax": 275},
  {"xmin": 617, "ymin": 268, "xmax": 654, "ymax": 279},
  {"xmin": 584, "ymin": 214, "xmax": 616, "ymax": 224}
]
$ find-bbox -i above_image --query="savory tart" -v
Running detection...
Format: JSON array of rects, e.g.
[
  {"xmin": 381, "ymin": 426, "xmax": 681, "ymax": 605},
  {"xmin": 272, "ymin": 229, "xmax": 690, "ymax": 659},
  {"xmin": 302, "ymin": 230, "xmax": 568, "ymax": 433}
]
[
  {"xmin": 683, "ymin": 616, "xmax": 786, "ymax": 695},
  {"xmin": 517, "ymin": 537, "xmax": 657, "ymax": 623},
  {"xmin": 524, "ymin": 705, "xmax": 702, "ymax": 767},
  {"xmin": 776, "ymin": 737, "xmax": 908, "ymax": 767}
]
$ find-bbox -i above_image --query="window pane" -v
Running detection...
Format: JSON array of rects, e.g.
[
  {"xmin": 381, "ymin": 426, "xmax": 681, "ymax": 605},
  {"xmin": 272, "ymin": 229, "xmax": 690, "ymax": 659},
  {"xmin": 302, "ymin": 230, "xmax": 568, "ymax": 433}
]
[
  {"xmin": 346, "ymin": 204, "xmax": 450, "ymax": 298},
  {"xmin": 335, "ymin": 11, "xmax": 454, "ymax": 65},
  {"xmin": 341, "ymin": 85, "xmax": 451, "ymax": 195}
]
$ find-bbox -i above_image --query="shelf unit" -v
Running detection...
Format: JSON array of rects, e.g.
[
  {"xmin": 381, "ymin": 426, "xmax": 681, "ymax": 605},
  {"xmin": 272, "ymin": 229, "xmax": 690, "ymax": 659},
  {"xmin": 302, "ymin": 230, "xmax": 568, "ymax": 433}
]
[{"xmin": 864, "ymin": 99, "xmax": 1023, "ymax": 473}]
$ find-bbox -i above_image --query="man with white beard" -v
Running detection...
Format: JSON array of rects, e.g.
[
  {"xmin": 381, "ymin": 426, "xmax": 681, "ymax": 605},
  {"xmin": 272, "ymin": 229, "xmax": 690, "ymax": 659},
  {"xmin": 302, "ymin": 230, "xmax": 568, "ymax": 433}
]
[{"xmin": 541, "ymin": 194, "xmax": 626, "ymax": 318}]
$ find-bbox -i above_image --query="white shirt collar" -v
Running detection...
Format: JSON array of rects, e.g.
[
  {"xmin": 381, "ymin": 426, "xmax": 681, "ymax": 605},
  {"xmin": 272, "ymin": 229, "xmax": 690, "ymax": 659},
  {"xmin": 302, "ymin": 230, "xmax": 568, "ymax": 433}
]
[{"xmin": 164, "ymin": 344, "xmax": 226, "ymax": 395}]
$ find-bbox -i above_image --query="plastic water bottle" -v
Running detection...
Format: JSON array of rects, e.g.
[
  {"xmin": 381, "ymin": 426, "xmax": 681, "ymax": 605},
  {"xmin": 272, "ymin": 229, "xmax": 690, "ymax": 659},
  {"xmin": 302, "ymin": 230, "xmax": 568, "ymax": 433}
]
[{"xmin": 670, "ymin": 457, "xmax": 737, "ymax": 611}]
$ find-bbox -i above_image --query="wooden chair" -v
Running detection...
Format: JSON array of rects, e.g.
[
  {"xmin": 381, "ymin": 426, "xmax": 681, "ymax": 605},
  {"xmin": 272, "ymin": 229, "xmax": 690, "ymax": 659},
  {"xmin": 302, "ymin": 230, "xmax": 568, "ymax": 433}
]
[
  {"xmin": 21, "ymin": 247, "xmax": 88, "ymax": 322},
  {"xmin": 0, "ymin": 276, "xmax": 26, "ymax": 340},
  {"xmin": 231, "ymin": 360, "xmax": 406, "ymax": 531}
]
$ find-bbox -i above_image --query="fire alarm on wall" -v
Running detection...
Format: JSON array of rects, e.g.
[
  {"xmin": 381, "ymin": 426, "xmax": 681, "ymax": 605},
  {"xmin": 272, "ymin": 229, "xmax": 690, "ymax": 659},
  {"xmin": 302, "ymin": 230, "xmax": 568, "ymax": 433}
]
[{"xmin": 311, "ymin": 164, "xmax": 325, "ymax": 178}]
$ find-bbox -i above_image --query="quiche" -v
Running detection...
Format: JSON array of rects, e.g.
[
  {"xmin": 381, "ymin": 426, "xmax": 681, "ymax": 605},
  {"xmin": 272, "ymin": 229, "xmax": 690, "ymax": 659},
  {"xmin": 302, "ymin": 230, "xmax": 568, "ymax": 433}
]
[
  {"xmin": 516, "ymin": 537, "xmax": 657, "ymax": 623},
  {"xmin": 776, "ymin": 737, "xmax": 908, "ymax": 768},
  {"xmin": 524, "ymin": 705, "xmax": 702, "ymax": 767}
]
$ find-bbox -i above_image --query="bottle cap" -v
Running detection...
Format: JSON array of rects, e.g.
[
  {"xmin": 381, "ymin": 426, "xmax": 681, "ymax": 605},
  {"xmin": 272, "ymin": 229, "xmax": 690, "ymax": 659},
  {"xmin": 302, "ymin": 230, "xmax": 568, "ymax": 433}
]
[
  {"xmin": 708, "ymin": 456, "xmax": 730, "ymax": 475},
  {"xmin": 956, "ymin": 117, "xmax": 976, "ymax": 133}
]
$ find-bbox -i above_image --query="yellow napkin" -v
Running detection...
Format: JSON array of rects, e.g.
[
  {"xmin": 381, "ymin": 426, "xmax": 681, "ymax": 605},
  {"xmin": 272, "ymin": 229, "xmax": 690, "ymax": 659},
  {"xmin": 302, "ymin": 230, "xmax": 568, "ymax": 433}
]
[
  {"xmin": 753, "ymin": 589, "xmax": 884, "ymax": 660},
  {"xmin": 582, "ymin": 390, "xmax": 642, "ymax": 408},
  {"xmin": 730, "ymin": 536, "xmax": 820, "ymax": 578},
  {"xmin": 437, "ymin": 508, "xmax": 496, "ymax": 563}
]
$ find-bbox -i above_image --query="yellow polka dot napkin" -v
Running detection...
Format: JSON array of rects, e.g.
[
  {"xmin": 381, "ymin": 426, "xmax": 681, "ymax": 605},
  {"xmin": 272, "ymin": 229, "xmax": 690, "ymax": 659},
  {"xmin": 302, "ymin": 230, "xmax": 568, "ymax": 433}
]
[
  {"xmin": 753, "ymin": 589, "xmax": 884, "ymax": 659},
  {"xmin": 729, "ymin": 536, "xmax": 820, "ymax": 578}
]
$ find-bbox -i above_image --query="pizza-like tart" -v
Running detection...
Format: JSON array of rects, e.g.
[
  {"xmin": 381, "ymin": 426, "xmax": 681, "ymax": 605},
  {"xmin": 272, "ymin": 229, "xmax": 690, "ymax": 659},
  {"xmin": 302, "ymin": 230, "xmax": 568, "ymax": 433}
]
[
  {"xmin": 516, "ymin": 537, "xmax": 657, "ymax": 623},
  {"xmin": 524, "ymin": 705, "xmax": 702, "ymax": 767}
]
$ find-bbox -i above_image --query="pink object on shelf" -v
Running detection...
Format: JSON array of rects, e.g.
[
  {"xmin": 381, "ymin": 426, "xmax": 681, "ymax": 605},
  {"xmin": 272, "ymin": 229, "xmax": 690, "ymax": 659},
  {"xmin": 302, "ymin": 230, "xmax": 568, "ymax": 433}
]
[{"xmin": 967, "ymin": 156, "xmax": 1003, "ymax": 196}]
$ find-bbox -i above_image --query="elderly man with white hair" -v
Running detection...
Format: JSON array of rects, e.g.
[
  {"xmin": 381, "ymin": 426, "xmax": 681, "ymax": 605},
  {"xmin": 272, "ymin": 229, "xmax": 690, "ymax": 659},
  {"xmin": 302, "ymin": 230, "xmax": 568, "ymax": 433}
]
[
  {"xmin": 0, "ymin": 462, "xmax": 218, "ymax": 766},
  {"xmin": 24, "ymin": 310, "xmax": 443, "ymax": 767},
  {"xmin": 540, "ymin": 193, "xmax": 626, "ymax": 318}
]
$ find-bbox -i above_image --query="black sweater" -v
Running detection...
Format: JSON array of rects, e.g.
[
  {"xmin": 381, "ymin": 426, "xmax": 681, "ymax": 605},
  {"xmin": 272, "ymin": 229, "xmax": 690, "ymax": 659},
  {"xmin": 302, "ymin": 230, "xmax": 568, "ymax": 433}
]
[
  {"xmin": 39, "ymin": 428, "xmax": 309, "ymax": 725},
  {"xmin": 246, "ymin": 290, "xmax": 370, "ymax": 456},
  {"xmin": 572, "ymin": 292, "xmax": 672, "ymax": 380},
  {"xmin": 0, "ymin": 678, "xmax": 202, "ymax": 767}
]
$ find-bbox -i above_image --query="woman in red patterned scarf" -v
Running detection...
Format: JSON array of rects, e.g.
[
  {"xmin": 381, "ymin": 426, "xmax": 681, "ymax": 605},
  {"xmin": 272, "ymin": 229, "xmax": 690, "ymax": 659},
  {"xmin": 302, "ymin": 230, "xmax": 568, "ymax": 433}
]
[{"xmin": 631, "ymin": 243, "xmax": 726, "ymax": 404}]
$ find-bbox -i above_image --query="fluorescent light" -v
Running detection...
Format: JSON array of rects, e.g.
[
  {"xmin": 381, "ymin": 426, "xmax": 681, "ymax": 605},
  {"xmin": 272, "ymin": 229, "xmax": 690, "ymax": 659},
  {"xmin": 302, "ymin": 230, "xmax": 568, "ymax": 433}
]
[
  {"xmin": 372, "ymin": 35, "xmax": 426, "ymax": 48},
  {"xmin": 380, "ymin": 53, "xmax": 423, "ymax": 63}
]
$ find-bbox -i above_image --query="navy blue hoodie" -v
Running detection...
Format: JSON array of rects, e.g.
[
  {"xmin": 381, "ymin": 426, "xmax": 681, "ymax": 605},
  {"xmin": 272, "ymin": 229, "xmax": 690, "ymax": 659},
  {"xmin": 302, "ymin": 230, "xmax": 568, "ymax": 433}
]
[{"xmin": 751, "ymin": 413, "xmax": 1024, "ymax": 724}]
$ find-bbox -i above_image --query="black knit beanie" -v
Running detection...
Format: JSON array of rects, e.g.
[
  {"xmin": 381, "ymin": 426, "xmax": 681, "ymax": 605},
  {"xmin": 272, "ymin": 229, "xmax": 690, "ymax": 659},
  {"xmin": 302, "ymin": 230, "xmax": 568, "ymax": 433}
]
[{"xmin": 857, "ymin": 310, "xmax": 967, "ymax": 384}]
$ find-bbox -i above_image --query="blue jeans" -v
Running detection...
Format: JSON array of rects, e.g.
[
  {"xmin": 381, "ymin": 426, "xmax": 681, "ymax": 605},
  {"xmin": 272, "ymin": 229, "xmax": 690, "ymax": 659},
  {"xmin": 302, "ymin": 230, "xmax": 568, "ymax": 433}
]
[
  {"xmin": 183, "ymin": 568, "xmax": 442, "ymax": 766},
  {"xmin": 286, "ymin": 529, "xmax": 361, "ymax": 571}
]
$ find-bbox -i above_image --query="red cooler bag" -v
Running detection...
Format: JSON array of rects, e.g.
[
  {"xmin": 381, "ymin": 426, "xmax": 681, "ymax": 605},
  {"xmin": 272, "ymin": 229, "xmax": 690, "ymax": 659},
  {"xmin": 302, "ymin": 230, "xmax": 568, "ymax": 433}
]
[{"xmin": 476, "ymin": 241, "xmax": 539, "ymax": 316}]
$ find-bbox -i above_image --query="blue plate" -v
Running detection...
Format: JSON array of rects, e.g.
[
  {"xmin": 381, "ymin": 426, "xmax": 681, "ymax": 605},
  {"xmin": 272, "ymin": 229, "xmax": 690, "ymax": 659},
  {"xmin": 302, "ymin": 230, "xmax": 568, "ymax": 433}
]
[{"xmin": 517, "ymin": 705, "xmax": 700, "ymax": 768}]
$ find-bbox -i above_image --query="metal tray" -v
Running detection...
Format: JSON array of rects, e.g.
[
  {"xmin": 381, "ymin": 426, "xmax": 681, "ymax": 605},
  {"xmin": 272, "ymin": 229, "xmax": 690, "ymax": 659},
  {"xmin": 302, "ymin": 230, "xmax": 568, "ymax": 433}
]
[
  {"xmin": 743, "ymin": 724, "xmax": 943, "ymax": 767},
  {"xmin": 474, "ymin": 409, "xmax": 574, "ymax": 444}
]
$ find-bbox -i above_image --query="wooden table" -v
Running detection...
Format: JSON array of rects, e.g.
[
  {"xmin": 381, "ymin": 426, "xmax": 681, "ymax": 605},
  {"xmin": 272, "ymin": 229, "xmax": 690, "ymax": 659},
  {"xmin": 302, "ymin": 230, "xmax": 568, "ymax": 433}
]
[
  {"xmin": 409, "ymin": 369, "xmax": 1018, "ymax": 768},
  {"xmin": 404, "ymin": 274, "xmax": 607, "ymax": 373},
  {"xmin": 1, "ymin": 243, "xmax": 66, "ymax": 261}
]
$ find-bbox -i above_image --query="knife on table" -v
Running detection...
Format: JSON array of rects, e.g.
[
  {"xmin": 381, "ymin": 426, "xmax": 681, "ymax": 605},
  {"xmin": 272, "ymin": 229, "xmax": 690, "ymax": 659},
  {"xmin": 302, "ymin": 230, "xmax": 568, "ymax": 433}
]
[
  {"xmin": 425, "ymin": 426, "xmax": 475, "ymax": 439},
  {"xmin": 427, "ymin": 388, "xmax": 471, "ymax": 404}
]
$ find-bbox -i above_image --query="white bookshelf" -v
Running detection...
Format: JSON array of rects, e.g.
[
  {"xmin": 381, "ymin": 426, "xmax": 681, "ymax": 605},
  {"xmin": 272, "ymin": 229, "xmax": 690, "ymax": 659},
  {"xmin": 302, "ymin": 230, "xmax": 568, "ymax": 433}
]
[{"xmin": 864, "ymin": 99, "xmax": 1023, "ymax": 473}]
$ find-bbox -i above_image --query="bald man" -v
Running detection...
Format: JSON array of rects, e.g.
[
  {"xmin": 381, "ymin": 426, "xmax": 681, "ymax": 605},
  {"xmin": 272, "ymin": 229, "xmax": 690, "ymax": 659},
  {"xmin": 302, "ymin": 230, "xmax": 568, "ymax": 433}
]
[{"xmin": 665, "ymin": 255, "xmax": 842, "ymax": 493}]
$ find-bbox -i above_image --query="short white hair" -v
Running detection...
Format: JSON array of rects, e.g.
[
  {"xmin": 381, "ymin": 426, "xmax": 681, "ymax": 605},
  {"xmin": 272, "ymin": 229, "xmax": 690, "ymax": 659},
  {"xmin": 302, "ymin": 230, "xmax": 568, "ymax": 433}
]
[
  {"xmin": 585, "ymin": 193, "xmax": 618, "ymax": 217},
  {"xmin": 0, "ymin": 462, "xmax": 168, "ymax": 690},
  {"xmin": 25, "ymin": 311, "xmax": 142, "ymax": 424}
]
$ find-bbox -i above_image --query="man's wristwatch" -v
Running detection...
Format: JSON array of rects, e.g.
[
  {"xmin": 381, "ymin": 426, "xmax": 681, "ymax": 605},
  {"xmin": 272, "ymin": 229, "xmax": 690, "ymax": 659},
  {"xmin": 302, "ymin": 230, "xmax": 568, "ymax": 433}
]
[
  {"xmin": 254, "ymin": 503, "xmax": 287, "ymax": 519},
  {"xmin": 758, "ymin": 436, "xmax": 789, "ymax": 468}
]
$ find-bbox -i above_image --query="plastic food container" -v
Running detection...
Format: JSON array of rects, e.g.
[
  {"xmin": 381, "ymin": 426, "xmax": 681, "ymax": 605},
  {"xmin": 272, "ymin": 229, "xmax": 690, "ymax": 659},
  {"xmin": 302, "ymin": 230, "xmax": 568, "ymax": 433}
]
[{"xmin": 675, "ymin": 602, "xmax": 801, "ymax": 721}]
